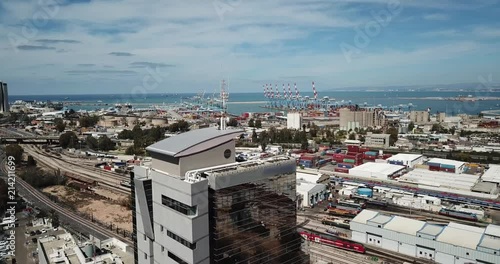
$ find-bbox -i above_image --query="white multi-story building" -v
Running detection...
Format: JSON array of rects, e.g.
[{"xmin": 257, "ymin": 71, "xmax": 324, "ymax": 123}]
[
  {"xmin": 351, "ymin": 210, "xmax": 500, "ymax": 264},
  {"xmin": 287, "ymin": 112, "xmax": 302, "ymax": 130},
  {"xmin": 364, "ymin": 132, "xmax": 391, "ymax": 148},
  {"xmin": 133, "ymin": 127, "xmax": 305, "ymax": 264}
]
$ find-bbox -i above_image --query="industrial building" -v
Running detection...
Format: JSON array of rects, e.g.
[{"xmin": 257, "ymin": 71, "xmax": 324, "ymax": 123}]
[
  {"xmin": 481, "ymin": 165, "xmax": 500, "ymax": 184},
  {"xmin": 0, "ymin": 81, "xmax": 8, "ymax": 113},
  {"xmin": 339, "ymin": 108, "xmax": 384, "ymax": 130},
  {"xmin": 38, "ymin": 232, "xmax": 132, "ymax": 264},
  {"xmin": 348, "ymin": 162, "xmax": 406, "ymax": 180},
  {"xmin": 133, "ymin": 127, "xmax": 305, "ymax": 264},
  {"xmin": 364, "ymin": 132, "xmax": 390, "ymax": 148},
  {"xmin": 386, "ymin": 154, "xmax": 424, "ymax": 168},
  {"xmin": 296, "ymin": 172, "xmax": 329, "ymax": 185},
  {"xmin": 296, "ymin": 182, "xmax": 328, "ymax": 208},
  {"xmin": 409, "ymin": 111, "xmax": 429, "ymax": 124},
  {"xmin": 287, "ymin": 112, "xmax": 302, "ymax": 129},
  {"xmin": 351, "ymin": 210, "xmax": 500, "ymax": 264},
  {"xmin": 398, "ymin": 169, "xmax": 498, "ymax": 199},
  {"xmin": 427, "ymin": 158, "xmax": 466, "ymax": 174}
]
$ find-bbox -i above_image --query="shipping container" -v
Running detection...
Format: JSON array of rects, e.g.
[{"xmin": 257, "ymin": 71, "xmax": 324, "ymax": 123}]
[
  {"xmin": 429, "ymin": 165, "xmax": 440, "ymax": 171},
  {"xmin": 440, "ymin": 167, "xmax": 455, "ymax": 173},
  {"xmin": 335, "ymin": 148, "xmax": 342, "ymax": 154},
  {"xmin": 365, "ymin": 151, "xmax": 378, "ymax": 156},
  {"xmin": 427, "ymin": 162, "xmax": 440, "ymax": 167},
  {"xmin": 338, "ymin": 163, "xmax": 354, "ymax": 169},
  {"xmin": 343, "ymin": 158, "xmax": 355, "ymax": 163},
  {"xmin": 334, "ymin": 167, "xmax": 349, "ymax": 173},
  {"xmin": 347, "ymin": 145, "xmax": 360, "ymax": 153},
  {"xmin": 440, "ymin": 164, "xmax": 455, "ymax": 169},
  {"xmin": 359, "ymin": 148, "xmax": 370, "ymax": 153}
]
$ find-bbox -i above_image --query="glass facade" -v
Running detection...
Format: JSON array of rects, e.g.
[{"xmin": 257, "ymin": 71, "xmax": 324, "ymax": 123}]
[
  {"xmin": 167, "ymin": 230, "xmax": 197, "ymax": 250},
  {"xmin": 209, "ymin": 172, "xmax": 306, "ymax": 264},
  {"xmin": 162, "ymin": 195, "xmax": 197, "ymax": 216}
]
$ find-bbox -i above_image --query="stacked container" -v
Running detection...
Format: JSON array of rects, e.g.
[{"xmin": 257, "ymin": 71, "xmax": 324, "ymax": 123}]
[
  {"xmin": 364, "ymin": 151, "xmax": 378, "ymax": 160},
  {"xmin": 334, "ymin": 167, "xmax": 349, "ymax": 173},
  {"xmin": 338, "ymin": 163, "xmax": 354, "ymax": 169},
  {"xmin": 428, "ymin": 162, "xmax": 440, "ymax": 171},
  {"xmin": 347, "ymin": 145, "xmax": 360, "ymax": 153},
  {"xmin": 333, "ymin": 153, "xmax": 346, "ymax": 163},
  {"xmin": 440, "ymin": 163, "xmax": 456, "ymax": 173}
]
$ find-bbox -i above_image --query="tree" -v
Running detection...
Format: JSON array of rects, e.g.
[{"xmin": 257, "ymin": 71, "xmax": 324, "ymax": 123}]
[
  {"xmin": 79, "ymin": 115, "xmax": 100, "ymax": 127},
  {"xmin": 54, "ymin": 118, "xmax": 66, "ymax": 132},
  {"xmin": 6, "ymin": 144, "xmax": 24, "ymax": 164},
  {"xmin": 450, "ymin": 126, "xmax": 456, "ymax": 136},
  {"xmin": 408, "ymin": 122, "xmax": 415, "ymax": 132},
  {"xmin": 126, "ymin": 146, "xmax": 145, "ymax": 155},
  {"xmin": 255, "ymin": 119, "xmax": 262, "ymax": 129},
  {"xmin": 86, "ymin": 135, "xmax": 98, "ymax": 150},
  {"xmin": 301, "ymin": 141, "xmax": 309, "ymax": 150},
  {"xmin": 169, "ymin": 120, "xmax": 190, "ymax": 132},
  {"xmin": 227, "ymin": 118, "xmax": 239, "ymax": 127},
  {"xmin": 387, "ymin": 127, "xmax": 399, "ymax": 146},
  {"xmin": 98, "ymin": 135, "xmax": 115, "ymax": 151},
  {"xmin": 302, "ymin": 124, "xmax": 306, "ymax": 131},
  {"xmin": 118, "ymin": 129, "xmax": 134, "ymax": 140},
  {"xmin": 59, "ymin": 131, "xmax": 78, "ymax": 149},
  {"xmin": 248, "ymin": 118, "xmax": 255, "ymax": 127},
  {"xmin": 348, "ymin": 133, "xmax": 356, "ymax": 140},
  {"xmin": 50, "ymin": 209, "xmax": 60, "ymax": 228},
  {"xmin": 259, "ymin": 131, "xmax": 269, "ymax": 151},
  {"xmin": 251, "ymin": 129, "xmax": 258, "ymax": 142},
  {"xmin": 27, "ymin": 155, "xmax": 37, "ymax": 167}
]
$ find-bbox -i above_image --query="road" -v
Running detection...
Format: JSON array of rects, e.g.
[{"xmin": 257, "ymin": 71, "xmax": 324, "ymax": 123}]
[{"xmin": 0, "ymin": 151, "xmax": 133, "ymax": 249}]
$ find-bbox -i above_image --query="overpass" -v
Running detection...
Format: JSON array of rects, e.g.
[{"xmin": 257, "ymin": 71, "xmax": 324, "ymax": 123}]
[{"xmin": 0, "ymin": 136, "xmax": 61, "ymax": 145}]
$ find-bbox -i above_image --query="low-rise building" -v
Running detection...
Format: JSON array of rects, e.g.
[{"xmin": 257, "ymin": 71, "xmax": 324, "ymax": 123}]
[
  {"xmin": 351, "ymin": 210, "xmax": 500, "ymax": 264},
  {"xmin": 364, "ymin": 132, "xmax": 390, "ymax": 148},
  {"xmin": 386, "ymin": 154, "xmax": 424, "ymax": 168}
]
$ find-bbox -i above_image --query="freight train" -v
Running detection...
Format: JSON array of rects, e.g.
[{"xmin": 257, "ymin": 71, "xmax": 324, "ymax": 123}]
[
  {"xmin": 326, "ymin": 207, "xmax": 359, "ymax": 217},
  {"xmin": 438, "ymin": 208, "xmax": 479, "ymax": 222},
  {"xmin": 299, "ymin": 231, "xmax": 366, "ymax": 253},
  {"xmin": 321, "ymin": 217, "xmax": 351, "ymax": 229}
]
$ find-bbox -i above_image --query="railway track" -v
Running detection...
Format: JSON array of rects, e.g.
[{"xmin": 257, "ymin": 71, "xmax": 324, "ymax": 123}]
[
  {"xmin": 307, "ymin": 243, "xmax": 369, "ymax": 264},
  {"xmin": 24, "ymin": 145, "xmax": 130, "ymax": 195}
]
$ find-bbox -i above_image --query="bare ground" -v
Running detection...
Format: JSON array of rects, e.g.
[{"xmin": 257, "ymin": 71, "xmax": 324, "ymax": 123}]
[{"xmin": 43, "ymin": 185, "xmax": 132, "ymax": 232}]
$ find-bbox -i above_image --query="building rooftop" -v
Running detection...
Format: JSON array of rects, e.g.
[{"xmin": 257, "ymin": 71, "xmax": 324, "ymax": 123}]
[
  {"xmin": 481, "ymin": 165, "xmax": 500, "ymax": 184},
  {"xmin": 478, "ymin": 235, "xmax": 500, "ymax": 251},
  {"xmin": 146, "ymin": 127, "xmax": 244, "ymax": 157},
  {"xmin": 367, "ymin": 214, "xmax": 393, "ymax": 226},
  {"xmin": 485, "ymin": 224, "xmax": 500, "ymax": 237},
  {"xmin": 387, "ymin": 153, "xmax": 423, "ymax": 162},
  {"xmin": 297, "ymin": 182, "xmax": 326, "ymax": 194},
  {"xmin": 349, "ymin": 162, "xmax": 405, "ymax": 177},
  {"xmin": 417, "ymin": 223, "xmax": 445, "ymax": 237},
  {"xmin": 296, "ymin": 172, "xmax": 322, "ymax": 184},
  {"xmin": 351, "ymin": 209, "xmax": 379, "ymax": 224},
  {"xmin": 383, "ymin": 216, "xmax": 426, "ymax": 235},
  {"xmin": 436, "ymin": 222, "xmax": 484, "ymax": 250},
  {"xmin": 428, "ymin": 158, "xmax": 465, "ymax": 168},
  {"xmin": 398, "ymin": 169, "xmax": 479, "ymax": 191}
]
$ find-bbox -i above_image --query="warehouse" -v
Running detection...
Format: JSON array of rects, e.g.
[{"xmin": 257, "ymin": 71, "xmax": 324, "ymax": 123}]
[
  {"xmin": 351, "ymin": 210, "xmax": 500, "ymax": 264},
  {"xmin": 427, "ymin": 158, "xmax": 466, "ymax": 173},
  {"xmin": 348, "ymin": 162, "xmax": 406, "ymax": 180},
  {"xmin": 481, "ymin": 164, "xmax": 500, "ymax": 184},
  {"xmin": 296, "ymin": 182, "xmax": 328, "ymax": 208},
  {"xmin": 398, "ymin": 169, "xmax": 479, "ymax": 192},
  {"xmin": 386, "ymin": 153, "xmax": 424, "ymax": 168},
  {"xmin": 296, "ymin": 172, "xmax": 330, "ymax": 185}
]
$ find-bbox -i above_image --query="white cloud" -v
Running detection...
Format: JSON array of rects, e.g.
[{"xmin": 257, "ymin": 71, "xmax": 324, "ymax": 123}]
[
  {"xmin": 473, "ymin": 26, "xmax": 500, "ymax": 38},
  {"xmin": 423, "ymin": 13, "xmax": 450, "ymax": 21}
]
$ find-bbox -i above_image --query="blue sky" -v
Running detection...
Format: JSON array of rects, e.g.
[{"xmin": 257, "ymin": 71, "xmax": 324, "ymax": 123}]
[{"xmin": 2, "ymin": 0, "xmax": 500, "ymax": 95}]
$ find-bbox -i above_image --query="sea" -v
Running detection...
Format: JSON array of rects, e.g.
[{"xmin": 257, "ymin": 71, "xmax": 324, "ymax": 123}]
[{"xmin": 10, "ymin": 91, "xmax": 500, "ymax": 116}]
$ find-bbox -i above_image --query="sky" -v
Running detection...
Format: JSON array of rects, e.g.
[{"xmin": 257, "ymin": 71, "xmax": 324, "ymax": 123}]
[{"xmin": 2, "ymin": 0, "xmax": 500, "ymax": 95}]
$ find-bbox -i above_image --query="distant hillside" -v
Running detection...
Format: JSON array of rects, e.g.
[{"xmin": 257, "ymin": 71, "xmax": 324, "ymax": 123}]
[{"xmin": 323, "ymin": 83, "xmax": 500, "ymax": 92}]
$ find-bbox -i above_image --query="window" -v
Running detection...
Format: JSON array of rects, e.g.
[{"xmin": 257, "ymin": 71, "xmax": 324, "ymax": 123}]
[
  {"xmin": 161, "ymin": 246, "xmax": 165, "ymax": 252},
  {"xmin": 161, "ymin": 195, "xmax": 197, "ymax": 216},
  {"xmin": 168, "ymin": 251, "xmax": 189, "ymax": 264},
  {"xmin": 160, "ymin": 225, "xmax": 164, "ymax": 232},
  {"xmin": 420, "ymin": 251, "xmax": 423, "ymax": 255},
  {"xmin": 143, "ymin": 234, "xmax": 146, "ymax": 241},
  {"xmin": 167, "ymin": 230, "xmax": 196, "ymax": 250},
  {"xmin": 377, "ymin": 240, "xmax": 380, "ymax": 244},
  {"xmin": 466, "ymin": 252, "xmax": 469, "ymax": 256},
  {"xmin": 429, "ymin": 254, "xmax": 432, "ymax": 258},
  {"xmin": 369, "ymin": 238, "xmax": 372, "ymax": 241},
  {"xmin": 144, "ymin": 253, "xmax": 147, "ymax": 259}
]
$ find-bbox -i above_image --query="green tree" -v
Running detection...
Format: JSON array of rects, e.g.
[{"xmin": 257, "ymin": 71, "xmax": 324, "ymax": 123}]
[
  {"xmin": 126, "ymin": 146, "xmax": 145, "ymax": 155},
  {"xmin": 450, "ymin": 126, "xmax": 456, "ymax": 136},
  {"xmin": 98, "ymin": 135, "xmax": 115, "ymax": 151},
  {"xmin": 6, "ymin": 144, "xmax": 24, "ymax": 164},
  {"xmin": 79, "ymin": 115, "xmax": 100, "ymax": 127},
  {"xmin": 255, "ymin": 119, "xmax": 262, "ymax": 129},
  {"xmin": 387, "ymin": 127, "xmax": 399, "ymax": 146},
  {"xmin": 54, "ymin": 118, "xmax": 66, "ymax": 132},
  {"xmin": 227, "ymin": 118, "xmax": 239, "ymax": 127},
  {"xmin": 50, "ymin": 209, "xmax": 60, "ymax": 228},
  {"xmin": 302, "ymin": 124, "xmax": 306, "ymax": 131},
  {"xmin": 59, "ymin": 131, "xmax": 78, "ymax": 149},
  {"xmin": 259, "ymin": 131, "xmax": 269, "ymax": 151},
  {"xmin": 248, "ymin": 118, "xmax": 255, "ymax": 127},
  {"xmin": 86, "ymin": 135, "xmax": 98, "ymax": 150},
  {"xmin": 27, "ymin": 155, "xmax": 37, "ymax": 167},
  {"xmin": 408, "ymin": 122, "xmax": 415, "ymax": 132},
  {"xmin": 169, "ymin": 120, "xmax": 190, "ymax": 132},
  {"xmin": 251, "ymin": 129, "xmax": 258, "ymax": 142},
  {"xmin": 118, "ymin": 129, "xmax": 135, "ymax": 140},
  {"xmin": 348, "ymin": 133, "xmax": 356, "ymax": 140}
]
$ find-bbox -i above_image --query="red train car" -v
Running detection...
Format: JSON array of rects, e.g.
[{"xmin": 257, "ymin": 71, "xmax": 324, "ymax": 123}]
[{"xmin": 299, "ymin": 231, "xmax": 366, "ymax": 254}]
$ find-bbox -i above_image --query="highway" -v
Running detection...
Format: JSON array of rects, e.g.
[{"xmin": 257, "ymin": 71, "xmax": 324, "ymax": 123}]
[{"xmin": 0, "ymin": 150, "xmax": 133, "ymax": 247}]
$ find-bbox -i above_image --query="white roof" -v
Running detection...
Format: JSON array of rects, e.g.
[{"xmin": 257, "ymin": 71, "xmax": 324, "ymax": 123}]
[
  {"xmin": 387, "ymin": 153, "xmax": 423, "ymax": 162},
  {"xmin": 351, "ymin": 209, "xmax": 379, "ymax": 224},
  {"xmin": 367, "ymin": 214, "xmax": 393, "ymax": 225},
  {"xmin": 478, "ymin": 236, "xmax": 500, "ymax": 250},
  {"xmin": 485, "ymin": 224, "xmax": 500, "ymax": 237},
  {"xmin": 384, "ymin": 216, "xmax": 426, "ymax": 235},
  {"xmin": 428, "ymin": 158, "xmax": 465, "ymax": 168},
  {"xmin": 417, "ymin": 224, "xmax": 445, "ymax": 236},
  {"xmin": 296, "ymin": 182, "xmax": 326, "ymax": 194},
  {"xmin": 481, "ymin": 165, "xmax": 500, "ymax": 184},
  {"xmin": 398, "ymin": 169, "xmax": 479, "ymax": 191},
  {"xmin": 349, "ymin": 162, "xmax": 405, "ymax": 177},
  {"xmin": 436, "ymin": 222, "xmax": 484, "ymax": 249},
  {"xmin": 296, "ymin": 172, "xmax": 322, "ymax": 184}
]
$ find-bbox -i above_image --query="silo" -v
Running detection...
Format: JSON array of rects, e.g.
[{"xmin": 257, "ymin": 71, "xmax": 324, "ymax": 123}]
[{"xmin": 357, "ymin": 188, "xmax": 373, "ymax": 198}]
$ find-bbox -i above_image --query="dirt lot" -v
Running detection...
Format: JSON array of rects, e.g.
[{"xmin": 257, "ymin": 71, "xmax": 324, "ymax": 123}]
[{"xmin": 42, "ymin": 185, "xmax": 132, "ymax": 232}]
